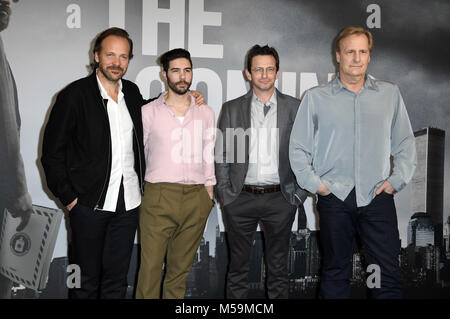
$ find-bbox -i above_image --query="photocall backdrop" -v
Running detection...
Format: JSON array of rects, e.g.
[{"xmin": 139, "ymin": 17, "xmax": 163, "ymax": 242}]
[{"xmin": 1, "ymin": 0, "xmax": 449, "ymax": 298}]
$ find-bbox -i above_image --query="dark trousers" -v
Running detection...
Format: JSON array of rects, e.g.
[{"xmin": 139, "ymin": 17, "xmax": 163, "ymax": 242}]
[
  {"xmin": 223, "ymin": 190, "xmax": 297, "ymax": 299},
  {"xmin": 68, "ymin": 183, "xmax": 139, "ymax": 299},
  {"xmin": 317, "ymin": 188, "xmax": 402, "ymax": 299}
]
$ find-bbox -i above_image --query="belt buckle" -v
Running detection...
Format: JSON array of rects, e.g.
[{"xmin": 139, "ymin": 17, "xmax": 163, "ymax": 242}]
[{"xmin": 254, "ymin": 186, "xmax": 265, "ymax": 194}]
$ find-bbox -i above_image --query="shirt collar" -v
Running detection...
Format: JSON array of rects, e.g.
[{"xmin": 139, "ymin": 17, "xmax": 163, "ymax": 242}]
[
  {"xmin": 159, "ymin": 92, "xmax": 196, "ymax": 109},
  {"xmin": 364, "ymin": 75, "xmax": 378, "ymax": 91},
  {"xmin": 252, "ymin": 90, "xmax": 277, "ymax": 107},
  {"xmin": 331, "ymin": 73, "xmax": 378, "ymax": 95},
  {"xmin": 96, "ymin": 70, "xmax": 123, "ymax": 101}
]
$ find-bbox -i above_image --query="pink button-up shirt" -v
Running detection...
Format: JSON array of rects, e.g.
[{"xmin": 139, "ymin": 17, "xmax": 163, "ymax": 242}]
[{"xmin": 142, "ymin": 93, "xmax": 216, "ymax": 186}]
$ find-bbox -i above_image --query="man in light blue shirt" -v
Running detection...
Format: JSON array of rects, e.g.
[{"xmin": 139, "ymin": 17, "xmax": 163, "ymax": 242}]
[{"xmin": 289, "ymin": 26, "xmax": 416, "ymax": 299}]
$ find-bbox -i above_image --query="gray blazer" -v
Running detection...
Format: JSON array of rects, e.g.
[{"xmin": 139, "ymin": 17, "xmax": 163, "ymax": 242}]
[{"xmin": 215, "ymin": 89, "xmax": 307, "ymax": 207}]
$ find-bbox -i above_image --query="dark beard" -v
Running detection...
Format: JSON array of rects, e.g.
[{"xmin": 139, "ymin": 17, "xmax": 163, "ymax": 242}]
[{"xmin": 167, "ymin": 79, "xmax": 191, "ymax": 95}]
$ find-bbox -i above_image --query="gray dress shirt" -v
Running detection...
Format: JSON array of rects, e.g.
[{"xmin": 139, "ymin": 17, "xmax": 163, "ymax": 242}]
[
  {"xmin": 289, "ymin": 75, "xmax": 417, "ymax": 207},
  {"xmin": 244, "ymin": 91, "xmax": 280, "ymax": 185}
]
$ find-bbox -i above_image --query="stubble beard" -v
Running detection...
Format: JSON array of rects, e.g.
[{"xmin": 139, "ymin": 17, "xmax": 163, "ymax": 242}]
[
  {"xmin": 253, "ymin": 80, "xmax": 275, "ymax": 93},
  {"xmin": 99, "ymin": 64, "xmax": 125, "ymax": 83}
]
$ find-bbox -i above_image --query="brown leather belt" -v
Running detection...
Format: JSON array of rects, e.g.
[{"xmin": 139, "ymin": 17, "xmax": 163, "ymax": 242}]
[{"xmin": 243, "ymin": 184, "xmax": 281, "ymax": 194}]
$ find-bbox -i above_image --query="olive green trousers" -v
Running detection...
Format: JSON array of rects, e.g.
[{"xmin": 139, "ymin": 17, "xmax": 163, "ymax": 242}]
[{"xmin": 136, "ymin": 182, "xmax": 213, "ymax": 299}]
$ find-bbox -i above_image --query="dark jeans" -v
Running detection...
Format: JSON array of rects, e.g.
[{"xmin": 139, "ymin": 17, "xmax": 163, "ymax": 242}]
[
  {"xmin": 68, "ymin": 183, "xmax": 138, "ymax": 299},
  {"xmin": 223, "ymin": 190, "xmax": 297, "ymax": 299},
  {"xmin": 317, "ymin": 188, "xmax": 402, "ymax": 299}
]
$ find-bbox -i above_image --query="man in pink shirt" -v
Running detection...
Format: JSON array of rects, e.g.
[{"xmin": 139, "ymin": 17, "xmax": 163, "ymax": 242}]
[{"xmin": 136, "ymin": 48, "xmax": 215, "ymax": 299}]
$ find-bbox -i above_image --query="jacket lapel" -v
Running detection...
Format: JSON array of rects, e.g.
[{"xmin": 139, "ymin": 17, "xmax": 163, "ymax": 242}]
[
  {"xmin": 240, "ymin": 90, "xmax": 253, "ymax": 130},
  {"xmin": 276, "ymin": 89, "xmax": 288, "ymax": 131},
  {"xmin": 276, "ymin": 89, "xmax": 289, "ymax": 163},
  {"xmin": 239, "ymin": 90, "xmax": 253, "ymax": 165}
]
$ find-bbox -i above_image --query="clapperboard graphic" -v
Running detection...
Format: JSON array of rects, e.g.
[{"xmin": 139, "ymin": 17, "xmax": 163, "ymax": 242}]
[{"xmin": 0, "ymin": 205, "xmax": 62, "ymax": 291}]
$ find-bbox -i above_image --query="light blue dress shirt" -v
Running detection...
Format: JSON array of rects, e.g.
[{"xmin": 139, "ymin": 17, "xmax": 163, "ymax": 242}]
[{"xmin": 289, "ymin": 75, "xmax": 417, "ymax": 207}]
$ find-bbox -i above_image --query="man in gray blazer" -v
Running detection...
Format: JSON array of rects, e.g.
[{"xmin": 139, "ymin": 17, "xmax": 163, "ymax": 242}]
[{"xmin": 215, "ymin": 45, "xmax": 307, "ymax": 299}]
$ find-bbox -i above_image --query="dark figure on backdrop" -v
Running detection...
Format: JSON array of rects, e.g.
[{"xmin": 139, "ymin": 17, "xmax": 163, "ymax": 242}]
[
  {"xmin": 215, "ymin": 45, "xmax": 307, "ymax": 299},
  {"xmin": 289, "ymin": 26, "xmax": 417, "ymax": 299},
  {"xmin": 0, "ymin": 0, "xmax": 32, "ymax": 299}
]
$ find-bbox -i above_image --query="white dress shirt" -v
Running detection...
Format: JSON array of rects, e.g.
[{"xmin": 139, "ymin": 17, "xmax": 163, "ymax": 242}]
[{"xmin": 96, "ymin": 73, "xmax": 141, "ymax": 212}]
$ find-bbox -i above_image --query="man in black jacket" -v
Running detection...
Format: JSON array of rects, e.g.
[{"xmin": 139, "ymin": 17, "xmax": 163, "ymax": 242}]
[
  {"xmin": 215, "ymin": 45, "xmax": 307, "ymax": 298},
  {"xmin": 41, "ymin": 27, "xmax": 145, "ymax": 299}
]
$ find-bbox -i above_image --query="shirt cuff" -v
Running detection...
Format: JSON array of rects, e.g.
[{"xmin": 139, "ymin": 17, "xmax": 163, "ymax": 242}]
[
  {"xmin": 387, "ymin": 175, "xmax": 406, "ymax": 193},
  {"xmin": 204, "ymin": 177, "xmax": 217, "ymax": 187},
  {"xmin": 304, "ymin": 175, "xmax": 323, "ymax": 195}
]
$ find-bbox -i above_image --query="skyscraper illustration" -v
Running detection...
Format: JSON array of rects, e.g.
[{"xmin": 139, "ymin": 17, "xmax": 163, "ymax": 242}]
[{"xmin": 411, "ymin": 127, "xmax": 445, "ymax": 253}]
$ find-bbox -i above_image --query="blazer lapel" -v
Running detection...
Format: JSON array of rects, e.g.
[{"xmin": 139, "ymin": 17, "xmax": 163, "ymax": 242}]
[
  {"xmin": 239, "ymin": 90, "xmax": 253, "ymax": 165},
  {"xmin": 240, "ymin": 90, "xmax": 253, "ymax": 130},
  {"xmin": 276, "ymin": 89, "xmax": 288, "ymax": 131},
  {"xmin": 276, "ymin": 89, "xmax": 289, "ymax": 164}
]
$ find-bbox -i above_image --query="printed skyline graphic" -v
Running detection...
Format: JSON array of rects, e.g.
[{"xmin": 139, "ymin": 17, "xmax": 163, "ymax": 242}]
[{"xmin": 10, "ymin": 126, "xmax": 450, "ymax": 298}]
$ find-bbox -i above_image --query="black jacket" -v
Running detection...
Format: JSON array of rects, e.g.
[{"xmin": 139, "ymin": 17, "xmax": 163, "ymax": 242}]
[
  {"xmin": 215, "ymin": 89, "xmax": 308, "ymax": 207},
  {"xmin": 41, "ymin": 72, "xmax": 147, "ymax": 209}
]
